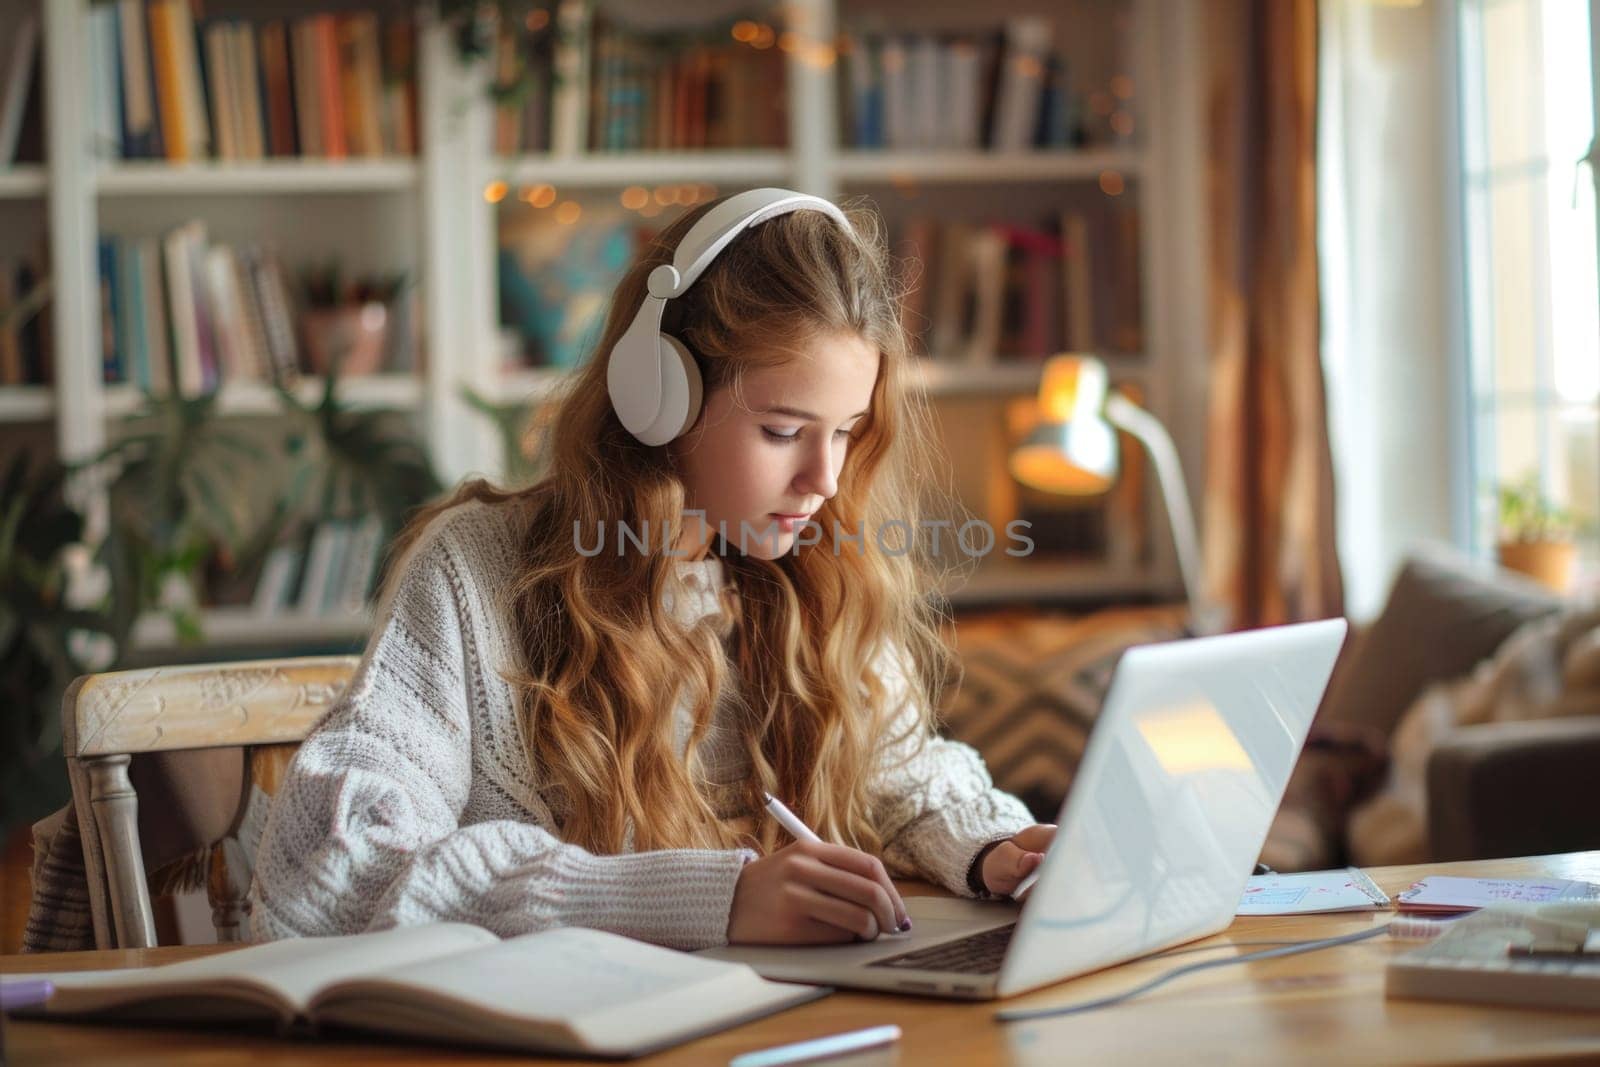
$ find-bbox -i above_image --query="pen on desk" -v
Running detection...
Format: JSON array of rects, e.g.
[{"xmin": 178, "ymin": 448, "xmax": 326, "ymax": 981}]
[
  {"xmin": 762, "ymin": 791, "xmax": 822, "ymax": 844},
  {"xmin": 729, "ymin": 1024, "xmax": 902, "ymax": 1067},
  {"xmin": 0, "ymin": 979, "xmax": 54, "ymax": 1011}
]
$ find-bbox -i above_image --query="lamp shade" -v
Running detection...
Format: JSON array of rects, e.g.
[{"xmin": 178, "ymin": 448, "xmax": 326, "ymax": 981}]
[{"xmin": 1008, "ymin": 355, "xmax": 1120, "ymax": 495}]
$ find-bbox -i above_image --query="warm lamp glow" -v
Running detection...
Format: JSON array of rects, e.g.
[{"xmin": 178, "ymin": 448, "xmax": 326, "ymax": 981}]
[
  {"xmin": 1008, "ymin": 354, "xmax": 1220, "ymax": 633},
  {"xmin": 1038, "ymin": 353, "xmax": 1106, "ymax": 422},
  {"xmin": 1010, "ymin": 443, "xmax": 1114, "ymax": 494},
  {"xmin": 1009, "ymin": 356, "xmax": 1119, "ymax": 494}
]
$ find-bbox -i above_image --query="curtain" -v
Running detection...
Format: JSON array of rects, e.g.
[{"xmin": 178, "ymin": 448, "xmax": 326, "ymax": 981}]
[
  {"xmin": 1319, "ymin": 0, "xmax": 1471, "ymax": 620},
  {"xmin": 1202, "ymin": 0, "xmax": 1345, "ymax": 628}
]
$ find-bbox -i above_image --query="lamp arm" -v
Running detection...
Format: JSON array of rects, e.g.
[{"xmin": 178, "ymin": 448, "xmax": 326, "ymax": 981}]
[{"xmin": 1104, "ymin": 394, "xmax": 1213, "ymax": 631}]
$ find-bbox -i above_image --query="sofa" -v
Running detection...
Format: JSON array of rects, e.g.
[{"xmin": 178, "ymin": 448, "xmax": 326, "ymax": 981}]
[{"xmin": 937, "ymin": 544, "xmax": 1600, "ymax": 870}]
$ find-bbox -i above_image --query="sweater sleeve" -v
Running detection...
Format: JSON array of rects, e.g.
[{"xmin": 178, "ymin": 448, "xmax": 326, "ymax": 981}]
[
  {"xmin": 864, "ymin": 643, "xmax": 1035, "ymax": 897},
  {"xmin": 247, "ymin": 521, "xmax": 755, "ymax": 950}
]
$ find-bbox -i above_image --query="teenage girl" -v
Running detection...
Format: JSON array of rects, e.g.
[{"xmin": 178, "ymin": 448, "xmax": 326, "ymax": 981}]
[{"xmin": 249, "ymin": 189, "xmax": 1056, "ymax": 949}]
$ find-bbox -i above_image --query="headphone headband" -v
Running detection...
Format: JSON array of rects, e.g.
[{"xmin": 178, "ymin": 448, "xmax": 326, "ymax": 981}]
[{"xmin": 608, "ymin": 188, "xmax": 852, "ymax": 446}]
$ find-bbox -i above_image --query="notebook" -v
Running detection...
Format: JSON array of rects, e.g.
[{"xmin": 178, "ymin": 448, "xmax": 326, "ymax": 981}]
[
  {"xmin": 7, "ymin": 923, "xmax": 828, "ymax": 1057},
  {"xmin": 1235, "ymin": 867, "xmax": 1390, "ymax": 916},
  {"xmin": 1395, "ymin": 876, "xmax": 1600, "ymax": 914}
]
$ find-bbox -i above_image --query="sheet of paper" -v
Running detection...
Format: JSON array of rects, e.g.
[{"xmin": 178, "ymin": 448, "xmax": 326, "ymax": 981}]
[
  {"xmin": 1396, "ymin": 875, "xmax": 1600, "ymax": 913},
  {"xmin": 1235, "ymin": 867, "xmax": 1390, "ymax": 916}
]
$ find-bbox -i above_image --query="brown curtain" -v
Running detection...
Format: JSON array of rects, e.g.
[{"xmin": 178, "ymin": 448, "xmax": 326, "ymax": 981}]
[{"xmin": 1202, "ymin": 0, "xmax": 1344, "ymax": 629}]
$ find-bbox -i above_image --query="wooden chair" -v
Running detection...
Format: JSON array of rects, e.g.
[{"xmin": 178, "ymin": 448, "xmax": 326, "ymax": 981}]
[{"xmin": 61, "ymin": 655, "xmax": 359, "ymax": 949}]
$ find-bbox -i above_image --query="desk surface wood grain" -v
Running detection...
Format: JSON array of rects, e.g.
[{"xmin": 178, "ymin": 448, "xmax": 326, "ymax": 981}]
[{"xmin": 5, "ymin": 853, "xmax": 1598, "ymax": 1067}]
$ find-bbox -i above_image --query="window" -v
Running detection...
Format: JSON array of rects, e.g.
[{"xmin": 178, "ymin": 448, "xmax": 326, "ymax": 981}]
[{"xmin": 1457, "ymin": 0, "xmax": 1600, "ymax": 567}]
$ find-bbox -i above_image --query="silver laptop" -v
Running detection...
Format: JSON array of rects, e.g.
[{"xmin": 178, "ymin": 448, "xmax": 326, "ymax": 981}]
[{"xmin": 700, "ymin": 618, "xmax": 1348, "ymax": 1000}]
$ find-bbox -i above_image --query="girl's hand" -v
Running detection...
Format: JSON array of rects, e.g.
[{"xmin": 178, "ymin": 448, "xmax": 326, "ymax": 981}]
[
  {"xmin": 727, "ymin": 840, "xmax": 911, "ymax": 945},
  {"xmin": 981, "ymin": 824, "xmax": 1057, "ymax": 897}
]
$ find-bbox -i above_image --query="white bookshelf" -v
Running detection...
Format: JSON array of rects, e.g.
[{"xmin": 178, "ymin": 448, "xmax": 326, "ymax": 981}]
[
  {"xmin": 832, "ymin": 148, "xmax": 1145, "ymax": 184},
  {"xmin": 0, "ymin": 164, "xmax": 47, "ymax": 198},
  {"xmin": 131, "ymin": 606, "xmax": 371, "ymax": 652},
  {"xmin": 0, "ymin": 385, "xmax": 51, "ymax": 420},
  {"xmin": 102, "ymin": 374, "xmax": 425, "ymax": 418},
  {"xmin": 95, "ymin": 159, "xmax": 420, "ymax": 196},
  {"xmin": 17, "ymin": 0, "xmax": 1207, "ymax": 648},
  {"xmin": 500, "ymin": 151, "xmax": 792, "ymax": 187}
]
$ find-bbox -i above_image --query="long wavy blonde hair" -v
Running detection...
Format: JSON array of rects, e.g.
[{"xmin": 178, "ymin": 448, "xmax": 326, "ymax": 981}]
[{"xmin": 394, "ymin": 196, "xmax": 964, "ymax": 856}]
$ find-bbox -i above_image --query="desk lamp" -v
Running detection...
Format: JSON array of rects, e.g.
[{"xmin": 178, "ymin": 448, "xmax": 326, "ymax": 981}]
[{"xmin": 1008, "ymin": 354, "xmax": 1221, "ymax": 633}]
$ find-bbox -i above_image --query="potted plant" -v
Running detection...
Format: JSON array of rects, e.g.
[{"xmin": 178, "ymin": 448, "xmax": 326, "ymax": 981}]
[
  {"xmin": 275, "ymin": 351, "xmax": 443, "ymax": 537},
  {"xmin": 1496, "ymin": 474, "xmax": 1578, "ymax": 592},
  {"xmin": 461, "ymin": 383, "xmax": 554, "ymax": 488},
  {"xmin": 0, "ymin": 453, "xmax": 134, "ymax": 832},
  {"xmin": 94, "ymin": 390, "xmax": 275, "ymax": 640},
  {"xmin": 298, "ymin": 264, "xmax": 414, "ymax": 378}
]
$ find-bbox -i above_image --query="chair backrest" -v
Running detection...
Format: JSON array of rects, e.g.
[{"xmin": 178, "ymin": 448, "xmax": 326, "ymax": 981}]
[{"xmin": 61, "ymin": 655, "xmax": 359, "ymax": 949}]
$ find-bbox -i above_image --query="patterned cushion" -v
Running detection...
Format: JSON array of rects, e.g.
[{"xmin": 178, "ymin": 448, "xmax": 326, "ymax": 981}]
[{"xmin": 936, "ymin": 606, "xmax": 1190, "ymax": 822}]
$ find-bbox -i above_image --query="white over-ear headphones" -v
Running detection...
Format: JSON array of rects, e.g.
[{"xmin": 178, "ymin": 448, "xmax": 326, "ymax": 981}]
[{"xmin": 606, "ymin": 187, "xmax": 852, "ymax": 446}]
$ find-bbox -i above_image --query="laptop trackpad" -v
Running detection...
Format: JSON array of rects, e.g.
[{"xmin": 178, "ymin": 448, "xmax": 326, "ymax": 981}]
[{"xmin": 699, "ymin": 897, "xmax": 1020, "ymax": 972}]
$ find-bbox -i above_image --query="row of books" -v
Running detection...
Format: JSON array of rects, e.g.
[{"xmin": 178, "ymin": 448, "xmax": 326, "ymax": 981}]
[
  {"xmin": 98, "ymin": 224, "xmax": 422, "ymax": 395},
  {"xmin": 98, "ymin": 225, "xmax": 302, "ymax": 393},
  {"xmin": 0, "ymin": 13, "xmax": 40, "ymax": 166},
  {"xmin": 490, "ymin": 6, "xmax": 788, "ymax": 156},
  {"xmin": 0, "ymin": 256, "xmax": 50, "ymax": 386},
  {"xmin": 840, "ymin": 19, "xmax": 1133, "ymax": 152},
  {"xmin": 898, "ymin": 203, "xmax": 1144, "ymax": 363},
  {"xmin": 87, "ymin": 1, "xmax": 418, "ymax": 163},
  {"xmin": 252, "ymin": 515, "xmax": 386, "ymax": 618}
]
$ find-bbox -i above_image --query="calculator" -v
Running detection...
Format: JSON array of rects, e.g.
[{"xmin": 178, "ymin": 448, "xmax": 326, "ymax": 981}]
[{"xmin": 1386, "ymin": 905, "xmax": 1600, "ymax": 1011}]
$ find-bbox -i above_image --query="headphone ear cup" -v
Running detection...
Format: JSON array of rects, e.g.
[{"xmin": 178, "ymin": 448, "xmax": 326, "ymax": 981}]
[{"xmin": 657, "ymin": 333, "xmax": 703, "ymax": 442}]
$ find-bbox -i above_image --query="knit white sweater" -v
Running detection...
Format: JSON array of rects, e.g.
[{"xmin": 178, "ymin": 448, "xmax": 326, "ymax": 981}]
[{"xmin": 248, "ymin": 500, "xmax": 1034, "ymax": 950}]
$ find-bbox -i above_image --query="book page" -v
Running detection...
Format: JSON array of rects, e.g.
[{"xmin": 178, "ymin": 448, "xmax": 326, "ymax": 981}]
[
  {"xmin": 39, "ymin": 922, "xmax": 496, "ymax": 1020},
  {"xmin": 1236, "ymin": 867, "xmax": 1391, "ymax": 916},
  {"xmin": 311, "ymin": 927, "xmax": 827, "ymax": 1056},
  {"xmin": 1396, "ymin": 876, "xmax": 1600, "ymax": 913},
  {"xmin": 316, "ymin": 926, "xmax": 745, "ymax": 1020}
]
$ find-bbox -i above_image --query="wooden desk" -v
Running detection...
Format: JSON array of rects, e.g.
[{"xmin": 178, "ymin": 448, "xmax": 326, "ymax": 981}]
[{"xmin": 5, "ymin": 853, "xmax": 1598, "ymax": 1066}]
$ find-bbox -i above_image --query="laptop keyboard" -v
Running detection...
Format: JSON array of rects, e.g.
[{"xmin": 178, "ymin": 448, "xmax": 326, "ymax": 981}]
[{"xmin": 867, "ymin": 923, "xmax": 1018, "ymax": 975}]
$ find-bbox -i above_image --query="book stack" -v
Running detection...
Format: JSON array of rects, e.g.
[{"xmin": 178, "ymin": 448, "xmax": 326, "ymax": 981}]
[
  {"xmin": 490, "ymin": 5, "xmax": 788, "ymax": 156},
  {"xmin": 253, "ymin": 514, "xmax": 387, "ymax": 618},
  {"xmin": 0, "ymin": 11, "xmax": 41, "ymax": 167},
  {"xmin": 95, "ymin": 224, "xmax": 304, "ymax": 394},
  {"xmin": 86, "ymin": 1, "xmax": 417, "ymax": 163},
  {"xmin": 840, "ymin": 16, "xmax": 1135, "ymax": 152},
  {"xmin": 589, "ymin": 13, "xmax": 788, "ymax": 153},
  {"xmin": 489, "ymin": 10, "xmax": 555, "ymax": 156},
  {"xmin": 896, "ymin": 201, "xmax": 1144, "ymax": 364},
  {"xmin": 0, "ymin": 257, "xmax": 50, "ymax": 386}
]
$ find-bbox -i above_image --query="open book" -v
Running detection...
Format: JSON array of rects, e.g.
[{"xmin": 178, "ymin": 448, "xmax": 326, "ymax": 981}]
[{"xmin": 12, "ymin": 923, "xmax": 829, "ymax": 1057}]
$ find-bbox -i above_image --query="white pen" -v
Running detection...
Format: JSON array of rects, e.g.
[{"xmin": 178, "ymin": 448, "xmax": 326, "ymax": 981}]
[
  {"xmin": 762, "ymin": 791, "xmax": 822, "ymax": 843},
  {"xmin": 729, "ymin": 1024, "xmax": 902, "ymax": 1067},
  {"xmin": 762, "ymin": 791, "xmax": 910, "ymax": 935}
]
